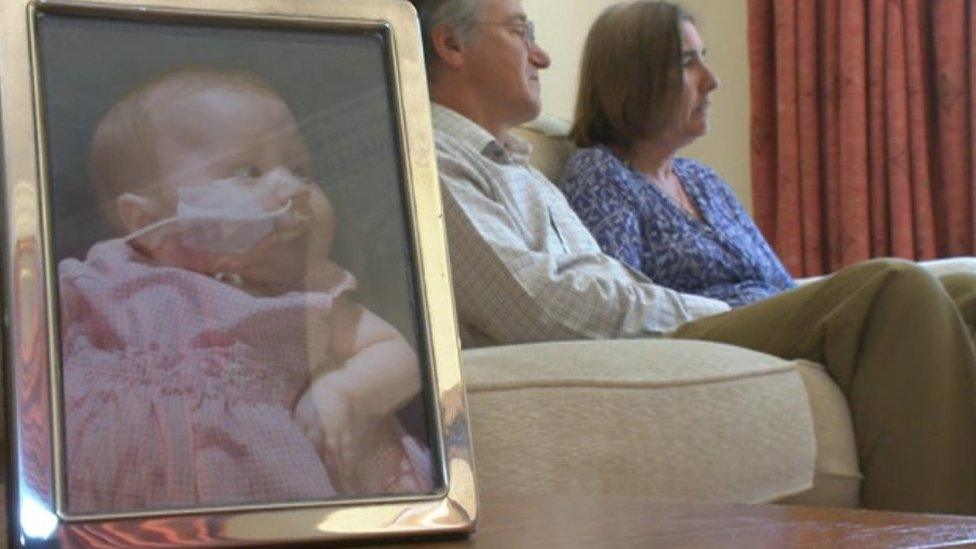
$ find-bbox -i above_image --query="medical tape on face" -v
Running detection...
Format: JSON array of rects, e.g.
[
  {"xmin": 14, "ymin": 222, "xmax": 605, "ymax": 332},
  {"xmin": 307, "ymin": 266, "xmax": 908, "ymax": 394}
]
[{"xmin": 124, "ymin": 198, "xmax": 292, "ymax": 252}]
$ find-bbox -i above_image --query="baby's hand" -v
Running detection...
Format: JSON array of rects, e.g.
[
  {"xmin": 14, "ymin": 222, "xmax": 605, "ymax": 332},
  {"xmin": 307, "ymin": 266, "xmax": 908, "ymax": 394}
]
[{"xmin": 294, "ymin": 372, "xmax": 358, "ymax": 491}]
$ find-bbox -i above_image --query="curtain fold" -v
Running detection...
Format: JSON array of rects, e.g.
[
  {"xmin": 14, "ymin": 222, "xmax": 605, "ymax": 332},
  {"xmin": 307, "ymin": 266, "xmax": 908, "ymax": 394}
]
[{"xmin": 749, "ymin": 0, "xmax": 975, "ymax": 277}]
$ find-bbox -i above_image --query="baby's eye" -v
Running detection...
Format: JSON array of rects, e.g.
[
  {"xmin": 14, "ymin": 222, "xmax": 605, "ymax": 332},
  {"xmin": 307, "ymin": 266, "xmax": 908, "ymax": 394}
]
[
  {"xmin": 292, "ymin": 165, "xmax": 313, "ymax": 181},
  {"xmin": 232, "ymin": 165, "xmax": 262, "ymax": 179}
]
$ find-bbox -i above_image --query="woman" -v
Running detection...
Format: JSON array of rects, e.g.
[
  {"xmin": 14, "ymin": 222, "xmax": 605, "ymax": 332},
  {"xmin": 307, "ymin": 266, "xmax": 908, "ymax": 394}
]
[{"xmin": 560, "ymin": 0, "xmax": 794, "ymax": 307}]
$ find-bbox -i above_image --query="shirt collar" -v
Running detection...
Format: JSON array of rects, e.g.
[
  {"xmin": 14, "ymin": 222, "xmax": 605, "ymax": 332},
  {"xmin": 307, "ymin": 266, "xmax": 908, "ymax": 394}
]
[{"xmin": 431, "ymin": 103, "xmax": 532, "ymax": 164}]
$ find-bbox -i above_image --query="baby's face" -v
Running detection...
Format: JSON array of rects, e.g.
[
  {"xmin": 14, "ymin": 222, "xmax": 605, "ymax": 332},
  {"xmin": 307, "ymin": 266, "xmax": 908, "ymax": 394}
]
[{"xmin": 143, "ymin": 85, "xmax": 334, "ymax": 288}]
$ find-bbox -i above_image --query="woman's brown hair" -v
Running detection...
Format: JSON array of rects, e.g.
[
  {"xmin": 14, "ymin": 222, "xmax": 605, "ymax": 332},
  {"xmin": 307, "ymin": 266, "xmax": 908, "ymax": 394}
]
[{"xmin": 570, "ymin": 1, "xmax": 694, "ymax": 150}]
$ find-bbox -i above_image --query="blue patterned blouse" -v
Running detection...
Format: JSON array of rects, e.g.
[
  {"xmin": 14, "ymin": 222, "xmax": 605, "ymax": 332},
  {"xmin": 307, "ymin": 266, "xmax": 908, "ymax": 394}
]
[{"xmin": 559, "ymin": 146, "xmax": 795, "ymax": 307}]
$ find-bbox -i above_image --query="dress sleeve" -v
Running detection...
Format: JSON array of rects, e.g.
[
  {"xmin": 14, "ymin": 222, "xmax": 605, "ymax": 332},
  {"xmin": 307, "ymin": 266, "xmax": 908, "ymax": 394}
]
[
  {"xmin": 58, "ymin": 264, "xmax": 124, "ymax": 353},
  {"xmin": 560, "ymin": 150, "xmax": 646, "ymax": 274},
  {"xmin": 437, "ymin": 147, "xmax": 730, "ymax": 344}
]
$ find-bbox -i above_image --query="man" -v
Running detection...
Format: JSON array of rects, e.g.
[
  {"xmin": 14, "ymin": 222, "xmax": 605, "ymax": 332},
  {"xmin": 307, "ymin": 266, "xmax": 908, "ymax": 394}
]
[{"xmin": 407, "ymin": 0, "xmax": 976, "ymax": 515}]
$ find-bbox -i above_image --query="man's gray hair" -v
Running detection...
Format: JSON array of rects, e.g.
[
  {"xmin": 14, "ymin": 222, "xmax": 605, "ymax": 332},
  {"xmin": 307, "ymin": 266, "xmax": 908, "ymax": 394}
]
[{"xmin": 409, "ymin": 0, "xmax": 484, "ymax": 81}]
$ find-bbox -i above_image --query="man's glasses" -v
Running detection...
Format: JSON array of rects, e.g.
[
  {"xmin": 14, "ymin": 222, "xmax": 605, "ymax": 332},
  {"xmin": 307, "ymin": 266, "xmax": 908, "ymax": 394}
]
[{"xmin": 475, "ymin": 20, "xmax": 536, "ymax": 46}]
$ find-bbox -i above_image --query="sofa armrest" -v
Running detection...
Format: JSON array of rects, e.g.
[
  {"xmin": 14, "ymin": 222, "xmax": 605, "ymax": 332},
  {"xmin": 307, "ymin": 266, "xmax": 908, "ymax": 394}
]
[
  {"xmin": 913, "ymin": 256, "xmax": 976, "ymax": 277},
  {"xmin": 796, "ymin": 257, "xmax": 976, "ymax": 286}
]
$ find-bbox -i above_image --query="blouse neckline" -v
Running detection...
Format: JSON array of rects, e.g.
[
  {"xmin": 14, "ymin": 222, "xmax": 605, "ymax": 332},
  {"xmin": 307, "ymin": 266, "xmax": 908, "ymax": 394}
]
[{"xmin": 604, "ymin": 147, "xmax": 711, "ymax": 229}]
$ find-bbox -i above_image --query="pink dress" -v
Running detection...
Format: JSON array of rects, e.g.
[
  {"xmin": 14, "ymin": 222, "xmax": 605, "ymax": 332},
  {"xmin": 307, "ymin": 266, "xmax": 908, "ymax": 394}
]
[{"xmin": 58, "ymin": 239, "xmax": 432, "ymax": 514}]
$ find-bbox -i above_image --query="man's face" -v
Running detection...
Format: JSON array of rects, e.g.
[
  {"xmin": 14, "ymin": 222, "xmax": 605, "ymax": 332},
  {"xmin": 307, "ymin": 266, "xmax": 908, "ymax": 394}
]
[{"xmin": 464, "ymin": 0, "xmax": 550, "ymax": 130}]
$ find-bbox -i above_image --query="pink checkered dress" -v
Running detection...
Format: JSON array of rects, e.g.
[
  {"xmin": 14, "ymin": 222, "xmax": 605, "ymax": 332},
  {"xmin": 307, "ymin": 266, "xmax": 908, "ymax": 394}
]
[{"xmin": 58, "ymin": 239, "xmax": 432, "ymax": 514}]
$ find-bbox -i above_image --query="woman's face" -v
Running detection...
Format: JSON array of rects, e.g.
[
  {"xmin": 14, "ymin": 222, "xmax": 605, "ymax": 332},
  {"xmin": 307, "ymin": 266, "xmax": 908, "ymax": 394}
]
[{"xmin": 669, "ymin": 21, "xmax": 719, "ymax": 146}]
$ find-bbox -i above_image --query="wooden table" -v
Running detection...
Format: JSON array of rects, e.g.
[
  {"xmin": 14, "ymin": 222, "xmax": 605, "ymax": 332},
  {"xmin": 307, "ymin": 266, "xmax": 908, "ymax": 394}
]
[
  {"xmin": 5, "ymin": 491, "xmax": 976, "ymax": 547},
  {"xmin": 385, "ymin": 492, "xmax": 976, "ymax": 548}
]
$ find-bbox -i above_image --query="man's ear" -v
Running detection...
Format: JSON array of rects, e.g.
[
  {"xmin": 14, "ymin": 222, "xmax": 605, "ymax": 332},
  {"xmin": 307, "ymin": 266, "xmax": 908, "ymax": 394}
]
[
  {"xmin": 430, "ymin": 23, "xmax": 467, "ymax": 70},
  {"xmin": 116, "ymin": 192, "xmax": 160, "ymax": 233}
]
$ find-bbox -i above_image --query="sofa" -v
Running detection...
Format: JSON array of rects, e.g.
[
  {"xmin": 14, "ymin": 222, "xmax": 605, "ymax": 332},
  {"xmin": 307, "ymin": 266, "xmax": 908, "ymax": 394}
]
[{"xmin": 458, "ymin": 116, "xmax": 976, "ymax": 508}]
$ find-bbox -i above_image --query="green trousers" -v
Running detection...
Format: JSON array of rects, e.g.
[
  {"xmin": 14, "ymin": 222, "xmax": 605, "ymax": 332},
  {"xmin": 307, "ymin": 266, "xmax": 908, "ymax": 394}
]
[{"xmin": 672, "ymin": 258, "xmax": 976, "ymax": 515}]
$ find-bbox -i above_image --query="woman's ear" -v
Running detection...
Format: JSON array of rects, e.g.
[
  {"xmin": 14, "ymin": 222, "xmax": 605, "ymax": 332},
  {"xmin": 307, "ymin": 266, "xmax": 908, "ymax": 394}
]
[
  {"xmin": 430, "ymin": 23, "xmax": 467, "ymax": 70},
  {"xmin": 116, "ymin": 192, "xmax": 160, "ymax": 233}
]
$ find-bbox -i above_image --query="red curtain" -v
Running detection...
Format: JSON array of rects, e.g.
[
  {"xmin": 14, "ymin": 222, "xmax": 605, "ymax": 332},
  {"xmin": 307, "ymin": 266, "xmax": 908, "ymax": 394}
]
[{"xmin": 749, "ymin": 0, "xmax": 976, "ymax": 277}]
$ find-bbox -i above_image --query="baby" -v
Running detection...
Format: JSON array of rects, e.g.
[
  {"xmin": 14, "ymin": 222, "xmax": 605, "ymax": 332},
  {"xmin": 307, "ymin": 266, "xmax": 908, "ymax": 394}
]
[{"xmin": 58, "ymin": 69, "xmax": 432, "ymax": 513}]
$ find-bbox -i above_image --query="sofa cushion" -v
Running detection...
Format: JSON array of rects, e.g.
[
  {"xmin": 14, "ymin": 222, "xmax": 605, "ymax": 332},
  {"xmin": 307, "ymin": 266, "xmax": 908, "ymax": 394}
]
[
  {"xmin": 780, "ymin": 361, "xmax": 861, "ymax": 508},
  {"xmin": 511, "ymin": 116, "xmax": 575, "ymax": 182},
  {"xmin": 462, "ymin": 338, "xmax": 826, "ymax": 503}
]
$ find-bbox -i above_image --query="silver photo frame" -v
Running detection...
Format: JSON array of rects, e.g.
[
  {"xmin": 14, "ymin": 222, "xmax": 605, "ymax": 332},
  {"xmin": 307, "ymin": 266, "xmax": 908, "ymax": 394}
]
[{"xmin": 0, "ymin": 0, "xmax": 476, "ymax": 545}]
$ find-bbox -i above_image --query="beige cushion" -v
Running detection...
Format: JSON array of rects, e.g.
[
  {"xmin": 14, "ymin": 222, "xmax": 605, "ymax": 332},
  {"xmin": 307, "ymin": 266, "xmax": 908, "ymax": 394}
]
[
  {"xmin": 917, "ymin": 256, "xmax": 976, "ymax": 277},
  {"xmin": 779, "ymin": 361, "xmax": 861, "ymax": 508},
  {"xmin": 796, "ymin": 256, "xmax": 976, "ymax": 287},
  {"xmin": 512, "ymin": 116, "xmax": 574, "ymax": 182},
  {"xmin": 463, "ymin": 339, "xmax": 830, "ymax": 503}
]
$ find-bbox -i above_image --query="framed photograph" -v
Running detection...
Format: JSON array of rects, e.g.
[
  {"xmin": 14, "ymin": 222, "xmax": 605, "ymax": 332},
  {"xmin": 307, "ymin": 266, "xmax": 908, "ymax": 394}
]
[{"xmin": 0, "ymin": 0, "xmax": 476, "ymax": 546}]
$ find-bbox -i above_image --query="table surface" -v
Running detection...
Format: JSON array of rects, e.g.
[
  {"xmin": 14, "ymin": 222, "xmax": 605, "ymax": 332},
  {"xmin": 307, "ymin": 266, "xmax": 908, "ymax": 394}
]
[
  {"xmin": 5, "ymin": 491, "xmax": 976, "ymax": 548},
  {"xmin": 382, "ymin": 491, "xmax": 976, "ymax": 548}
]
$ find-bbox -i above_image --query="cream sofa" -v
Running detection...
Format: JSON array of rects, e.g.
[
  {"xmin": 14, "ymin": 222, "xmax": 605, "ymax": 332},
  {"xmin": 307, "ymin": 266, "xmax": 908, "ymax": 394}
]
[{"xmin": 458, "ymin": 116, "xmax": 976, "ymax": 508}]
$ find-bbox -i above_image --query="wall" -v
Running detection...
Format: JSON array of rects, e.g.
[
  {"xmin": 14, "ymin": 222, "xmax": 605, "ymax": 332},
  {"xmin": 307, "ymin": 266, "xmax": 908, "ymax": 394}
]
[{"xmin": 523, "ymin": 0, "xmax": 753, "ymax": 211}]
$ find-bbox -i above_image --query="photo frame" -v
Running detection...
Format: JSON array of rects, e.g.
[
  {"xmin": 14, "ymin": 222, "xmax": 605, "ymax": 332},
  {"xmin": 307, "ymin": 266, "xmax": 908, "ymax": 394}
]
[{"xmin": 0, "ymin": 0, "xmax": 476, "ymax": 546}]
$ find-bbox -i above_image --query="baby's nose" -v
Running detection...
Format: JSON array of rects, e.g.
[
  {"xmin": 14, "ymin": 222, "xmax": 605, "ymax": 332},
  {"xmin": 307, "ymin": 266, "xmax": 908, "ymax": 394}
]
[{"xmin": 263, "ymin": 167, "xmax": 311, "ymax": 207}]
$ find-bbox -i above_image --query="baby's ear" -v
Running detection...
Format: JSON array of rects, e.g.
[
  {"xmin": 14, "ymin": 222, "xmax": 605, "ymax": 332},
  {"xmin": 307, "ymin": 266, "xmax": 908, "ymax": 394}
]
[{"xmin": 115, "ymin": 192, "xmax": 159, "ymax": 233}]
